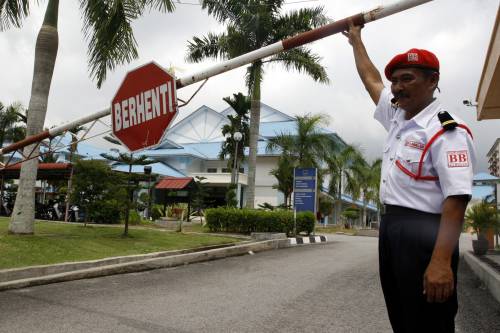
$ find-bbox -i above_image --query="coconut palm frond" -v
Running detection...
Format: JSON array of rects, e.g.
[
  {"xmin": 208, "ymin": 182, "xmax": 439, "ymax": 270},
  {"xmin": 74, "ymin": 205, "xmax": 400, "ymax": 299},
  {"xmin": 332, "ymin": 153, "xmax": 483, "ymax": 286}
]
[{"xmin": 0, "ymin": 0, "xmax": 30, "ymax": 31}]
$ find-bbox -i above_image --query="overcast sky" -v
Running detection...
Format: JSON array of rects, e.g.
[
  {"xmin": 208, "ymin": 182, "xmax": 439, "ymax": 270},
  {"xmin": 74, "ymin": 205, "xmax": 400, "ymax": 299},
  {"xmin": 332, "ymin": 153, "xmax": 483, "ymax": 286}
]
[{"xmin": 1, "ymin": 0, "xmax": 499, "ymax": 172}]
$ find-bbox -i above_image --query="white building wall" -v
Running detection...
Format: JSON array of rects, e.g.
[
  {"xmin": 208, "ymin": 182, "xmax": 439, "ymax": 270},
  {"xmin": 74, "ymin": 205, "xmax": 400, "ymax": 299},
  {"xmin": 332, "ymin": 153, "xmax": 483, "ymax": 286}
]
[{"xmin": 253, "ymin": 156, "xmax": 282, "ymax": 207}]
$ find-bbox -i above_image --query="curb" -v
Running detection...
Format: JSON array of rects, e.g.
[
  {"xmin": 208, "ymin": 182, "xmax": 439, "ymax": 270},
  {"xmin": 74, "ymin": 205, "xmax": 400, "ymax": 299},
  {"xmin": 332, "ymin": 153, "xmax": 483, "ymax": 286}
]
[
  {"xmin": 463, "ymin": 251, "xmax": 500, "ymax": 304},
  {"xmin": 289, "ymin": 235, "xmax": 327, "ymax": 245},
  {"xmin": 0, "ymin": 242, "xmax": 246, "ymax": 283},
  {"xmin": 0, "ymin": 239, "xmax": 290, "ymax": 292}
]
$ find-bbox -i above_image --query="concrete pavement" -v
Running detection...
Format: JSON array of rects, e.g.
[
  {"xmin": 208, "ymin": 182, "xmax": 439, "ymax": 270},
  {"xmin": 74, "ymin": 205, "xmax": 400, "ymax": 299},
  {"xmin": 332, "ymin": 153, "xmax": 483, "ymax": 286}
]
[{"xmin": 0, "ymin": 234, "xmax": 498, "ymax": 332}]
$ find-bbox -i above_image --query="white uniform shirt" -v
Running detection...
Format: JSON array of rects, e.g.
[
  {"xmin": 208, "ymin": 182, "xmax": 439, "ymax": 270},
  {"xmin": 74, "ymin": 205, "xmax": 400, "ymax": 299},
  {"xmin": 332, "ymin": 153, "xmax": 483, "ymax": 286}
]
[{"xmin": 375, "ymin": 88, "xmax": 476, "ymax": 213}]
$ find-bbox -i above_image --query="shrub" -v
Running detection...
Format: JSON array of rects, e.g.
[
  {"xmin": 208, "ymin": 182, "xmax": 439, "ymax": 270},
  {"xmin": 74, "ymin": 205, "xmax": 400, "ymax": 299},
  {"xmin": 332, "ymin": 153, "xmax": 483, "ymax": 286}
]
[
  {"xmin": 204, "ymin": 208, "xmax": 315, "ymax": 235},
  {"xmin": 151, "ymin": 205, "xmax": 164, "ymax": 221},
  {"xmin": 128, "ymin": 210, "xmax": 142, "ymax": 225},
  {"xmin": 87, "ymin": 199, "xmax": 123, "ymax": 224},
  {"xmin": 296, "ymin": 211, "xmax": 315, "ymax": 235}
]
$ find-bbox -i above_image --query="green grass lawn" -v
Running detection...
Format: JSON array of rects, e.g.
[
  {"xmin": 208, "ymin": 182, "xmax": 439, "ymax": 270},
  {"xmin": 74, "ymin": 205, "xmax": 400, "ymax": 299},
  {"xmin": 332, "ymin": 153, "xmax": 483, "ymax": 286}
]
[
  {"xmin": 0, "ymin": 218, "xmax": 239, "ymax": 270},
  {"xmin": 315, "ymin": 224, "xmax": 358, "ymax": 235}
]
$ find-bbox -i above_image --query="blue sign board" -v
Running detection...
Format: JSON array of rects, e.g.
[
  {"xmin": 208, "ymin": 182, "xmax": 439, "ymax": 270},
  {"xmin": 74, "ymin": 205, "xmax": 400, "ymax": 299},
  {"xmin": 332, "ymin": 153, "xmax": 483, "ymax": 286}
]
[{"xmin": 293, "ymin": 167, "xmax": 317, "ymax": 214}]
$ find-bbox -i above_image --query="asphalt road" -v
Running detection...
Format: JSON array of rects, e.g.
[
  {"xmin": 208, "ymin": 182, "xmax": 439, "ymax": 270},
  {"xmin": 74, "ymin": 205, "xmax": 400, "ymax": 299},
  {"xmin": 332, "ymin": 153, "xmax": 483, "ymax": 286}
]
[{"xmin": 0, "ymin": 235, "xmax": 499, "ymax": 333}]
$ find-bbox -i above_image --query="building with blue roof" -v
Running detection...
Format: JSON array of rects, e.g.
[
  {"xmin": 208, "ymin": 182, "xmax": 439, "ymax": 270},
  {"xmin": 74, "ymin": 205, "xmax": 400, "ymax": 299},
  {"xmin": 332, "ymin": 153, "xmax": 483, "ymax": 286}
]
[
  {"xmin": 58, "ymin": 102, "xmax": 377, "ymax": 224},
  {"xmin": 471, "ymin": 172, "xmax": 499, "ymax": 209}
]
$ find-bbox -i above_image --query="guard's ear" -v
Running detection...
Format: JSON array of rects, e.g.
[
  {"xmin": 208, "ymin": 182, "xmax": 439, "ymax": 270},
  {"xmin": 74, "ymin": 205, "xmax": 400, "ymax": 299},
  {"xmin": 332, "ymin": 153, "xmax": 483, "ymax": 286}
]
[{"xmin": 427, "ymin": 71, "xmax": 440, "ymax": 92}]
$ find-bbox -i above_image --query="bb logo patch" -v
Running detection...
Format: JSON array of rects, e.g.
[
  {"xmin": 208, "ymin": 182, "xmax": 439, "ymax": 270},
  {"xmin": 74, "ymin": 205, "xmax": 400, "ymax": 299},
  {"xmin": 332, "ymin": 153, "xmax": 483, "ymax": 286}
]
[
  {"xmin": 447, "ymin": 150, "xmax": 469, "ymax": 168},
  {"xmin": 408, "ymin": 53, "xmax": 419, "ymax": 62}
]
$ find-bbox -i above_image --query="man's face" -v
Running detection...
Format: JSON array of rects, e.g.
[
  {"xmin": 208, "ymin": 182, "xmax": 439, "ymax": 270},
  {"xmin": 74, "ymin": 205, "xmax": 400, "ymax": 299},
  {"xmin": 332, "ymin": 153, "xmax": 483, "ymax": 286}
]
[{"xmin": 390, "ymin": 68, "xmax": 438, "ymax": 114}]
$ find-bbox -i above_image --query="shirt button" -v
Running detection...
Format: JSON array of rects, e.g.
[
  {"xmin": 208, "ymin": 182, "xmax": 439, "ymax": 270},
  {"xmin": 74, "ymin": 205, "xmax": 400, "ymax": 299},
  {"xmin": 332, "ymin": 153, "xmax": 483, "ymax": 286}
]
[
  {"xmin": 396, "ymin": 135, "xmax": 401, "ymax": 140},
  {"xmin": 390, "ymin": 157, "xmax": 394, "ymax": 161},
  {"xmin": 382, "ymin": 180, "xmax": 386, "ymax": 183}
]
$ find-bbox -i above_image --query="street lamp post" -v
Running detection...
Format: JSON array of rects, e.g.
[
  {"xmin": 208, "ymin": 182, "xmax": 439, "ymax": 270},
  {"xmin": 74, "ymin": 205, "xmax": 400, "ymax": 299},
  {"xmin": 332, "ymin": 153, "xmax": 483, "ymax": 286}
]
[
  {"xmin": 232, "ymin": 132, "xmax": 243, "ymax": 185},
  {"xmin": 144, "ymin": 165, "xmax": 152, "ymax": 220}
]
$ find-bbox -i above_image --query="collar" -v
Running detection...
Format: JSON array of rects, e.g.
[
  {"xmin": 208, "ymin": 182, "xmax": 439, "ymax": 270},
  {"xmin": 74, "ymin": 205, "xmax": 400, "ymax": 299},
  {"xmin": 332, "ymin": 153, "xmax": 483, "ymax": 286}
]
[{"xmin": 393, "ymin": 98, "xmax": 441, "ymax": 129}]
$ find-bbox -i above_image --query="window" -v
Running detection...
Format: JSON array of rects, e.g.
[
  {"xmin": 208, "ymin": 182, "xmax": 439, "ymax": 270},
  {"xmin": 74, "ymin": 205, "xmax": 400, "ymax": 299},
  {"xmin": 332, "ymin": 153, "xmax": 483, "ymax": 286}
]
[
  {"xmin": 239, "ymin": 167, "xmax": 245, "ymax": 173},
  {"xmin": 207, "ymin": 168, "xmax": 217, "ymax": 173},
  {"xmin": 221, "ymin": 168, "xmax": 230, "ymax": 173}
]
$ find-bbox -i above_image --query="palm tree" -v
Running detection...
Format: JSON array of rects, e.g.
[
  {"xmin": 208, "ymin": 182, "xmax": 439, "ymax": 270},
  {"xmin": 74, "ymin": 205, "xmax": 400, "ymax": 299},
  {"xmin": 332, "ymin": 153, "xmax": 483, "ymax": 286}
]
[
  {"xmin": 266, "ymin": 114, "xmax": 337, "ymax": 208},
  {"xmin": 269, "ymin": 154, "xmax": 294, "ymax": 207},
  {"xmin": 219, "ymin": 93, "xmax": 250, "ymax": 171},
  {"xmin": 350, "ymin": 158, "xmax": 382, "ymax": 227},
  {"xmin": 101, "ymin": 152, "xmax": 155, "ymax": 237},
  {"xmin": 2, "ymin": 0, "xmax": 176, "ymax": 234},
  {"xmin": 187, "ymin": 1, "xmax": 329, "ymax": 208},
  {"xmin": 326, "ymin": 145, "xmax": 363, "ymax": 225},
  {"xmin": 266, "ymin": 114, "xmax": 334, "ymax": 169},
  {"xmin": 64, "ymin": 126, "xmax": 86, "ymax": 222},
  {"xmin": 0, "ymin": 101, "xmax": 26, "ymax": 150}
]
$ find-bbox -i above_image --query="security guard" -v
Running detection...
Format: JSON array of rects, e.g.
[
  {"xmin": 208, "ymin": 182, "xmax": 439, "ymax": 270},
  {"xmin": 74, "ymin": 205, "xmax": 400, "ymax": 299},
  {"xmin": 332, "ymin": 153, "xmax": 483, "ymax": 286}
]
[{"xmin": 344, "ymin": 22, "xmax": 475, "ymax": 332}]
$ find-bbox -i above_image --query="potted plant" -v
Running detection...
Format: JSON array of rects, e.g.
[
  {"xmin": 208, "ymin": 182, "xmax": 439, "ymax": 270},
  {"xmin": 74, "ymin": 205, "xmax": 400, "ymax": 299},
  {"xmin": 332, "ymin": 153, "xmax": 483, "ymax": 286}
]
[{"xmin": 465, "ymin": 202, "xmax": 497, "ymax": 255}]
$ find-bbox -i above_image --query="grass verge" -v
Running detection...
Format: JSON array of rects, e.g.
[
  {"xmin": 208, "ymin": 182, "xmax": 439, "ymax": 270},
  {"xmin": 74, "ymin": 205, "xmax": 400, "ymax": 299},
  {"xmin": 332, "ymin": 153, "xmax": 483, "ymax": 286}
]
[
  {"xmin": 314, "ymin": 224, "xmax": 358, "ymax": 235},
  {"xmin": 0, "ymin": 218, "xmax": 239, "ymax": 270}
]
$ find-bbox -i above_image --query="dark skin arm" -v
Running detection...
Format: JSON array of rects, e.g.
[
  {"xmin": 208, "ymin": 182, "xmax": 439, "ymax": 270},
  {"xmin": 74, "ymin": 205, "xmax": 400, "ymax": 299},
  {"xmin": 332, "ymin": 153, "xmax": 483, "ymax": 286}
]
[
  {"xmin": 343, "ymin": 21, "xmax": 384, "ymax": 105},
  {"xmin": 424, "ymin": 195, "xmax": 468, "ymax": 303}
]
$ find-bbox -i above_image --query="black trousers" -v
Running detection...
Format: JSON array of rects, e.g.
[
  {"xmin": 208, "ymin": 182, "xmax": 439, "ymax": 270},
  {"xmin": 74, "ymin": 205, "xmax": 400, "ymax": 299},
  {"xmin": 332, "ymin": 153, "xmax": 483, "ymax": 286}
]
[{"xmin": 379, "ymin": 205, "xmax": 459, "ymax": 333}]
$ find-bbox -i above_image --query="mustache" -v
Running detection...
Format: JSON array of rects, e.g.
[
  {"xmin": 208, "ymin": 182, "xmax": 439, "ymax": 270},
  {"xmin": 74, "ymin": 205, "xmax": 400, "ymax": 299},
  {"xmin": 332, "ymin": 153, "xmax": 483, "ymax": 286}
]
[{"xmin": 391, "ymin": 92, "xmax": 410, "ymax": 104}]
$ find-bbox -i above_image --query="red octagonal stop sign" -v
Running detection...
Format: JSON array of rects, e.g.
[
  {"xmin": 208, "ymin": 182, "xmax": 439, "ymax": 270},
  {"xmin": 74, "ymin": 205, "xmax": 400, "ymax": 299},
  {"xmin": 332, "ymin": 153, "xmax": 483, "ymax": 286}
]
[{"xmin": 111, "ymin": 62, "xmax": 177, "ymax": 152}]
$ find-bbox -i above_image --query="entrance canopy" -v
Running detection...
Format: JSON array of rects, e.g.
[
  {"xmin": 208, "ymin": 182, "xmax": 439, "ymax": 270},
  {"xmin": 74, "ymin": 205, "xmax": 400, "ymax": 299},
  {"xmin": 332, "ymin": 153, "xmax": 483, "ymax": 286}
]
[
  {"xmin": 0, "ymin": 163, "xmax": 72, "ymax": 180},
  {"xmin": 477, "ymin": 10, "xmax": 500, "ymax": 120},
  {"xmin": 156, "ymin": 177, "xmax": 194, "ymax": 190}
]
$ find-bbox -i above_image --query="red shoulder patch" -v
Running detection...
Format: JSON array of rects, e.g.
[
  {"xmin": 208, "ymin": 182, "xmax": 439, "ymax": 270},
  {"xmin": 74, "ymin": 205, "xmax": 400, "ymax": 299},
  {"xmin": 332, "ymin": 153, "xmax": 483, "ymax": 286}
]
[{"xmin": 447, "ymin": 150, "xmax": 469, "ymax": 168}]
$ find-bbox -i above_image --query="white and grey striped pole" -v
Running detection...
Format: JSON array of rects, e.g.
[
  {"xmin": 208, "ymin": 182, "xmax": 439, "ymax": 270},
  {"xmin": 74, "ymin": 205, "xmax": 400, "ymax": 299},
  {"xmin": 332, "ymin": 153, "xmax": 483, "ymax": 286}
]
[{"xmin": 0, "ymin": 0, "xmax": 433, "ymax": 157}]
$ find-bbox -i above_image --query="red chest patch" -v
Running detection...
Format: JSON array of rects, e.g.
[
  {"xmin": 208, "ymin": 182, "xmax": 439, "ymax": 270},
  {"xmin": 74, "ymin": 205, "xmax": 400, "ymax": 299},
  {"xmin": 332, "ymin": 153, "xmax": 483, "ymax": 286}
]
[
  {"xmin": 447, "ymin": 150, "xmax": 469, "ymax": 168},
  {"xmin": 405, "ymin": 140, "xmax": 425, "ymax": 150}
]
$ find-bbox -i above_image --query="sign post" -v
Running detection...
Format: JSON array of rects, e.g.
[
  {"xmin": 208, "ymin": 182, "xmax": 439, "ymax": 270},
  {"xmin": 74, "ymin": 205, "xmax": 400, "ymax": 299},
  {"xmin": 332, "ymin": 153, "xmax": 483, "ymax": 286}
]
[
  {"xmin": 293, "ymin": 167, "xmax": 318, "ymax": 236},
  {"xmin": 111, "ymin": 62, "xmax": 178, "ymax": 152}
]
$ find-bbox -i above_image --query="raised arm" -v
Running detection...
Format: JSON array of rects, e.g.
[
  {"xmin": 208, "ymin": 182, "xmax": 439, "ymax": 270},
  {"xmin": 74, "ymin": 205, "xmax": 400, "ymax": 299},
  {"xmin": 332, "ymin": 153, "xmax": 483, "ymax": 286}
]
[{"xmin": 344, "ymin": 22, "xmax": 385, "ymax": 105}]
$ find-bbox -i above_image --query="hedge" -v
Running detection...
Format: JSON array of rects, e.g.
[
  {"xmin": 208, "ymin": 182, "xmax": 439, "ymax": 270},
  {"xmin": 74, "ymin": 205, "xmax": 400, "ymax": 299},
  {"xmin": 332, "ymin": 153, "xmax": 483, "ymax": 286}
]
[{"xmin": 204, "ymin": 208, "xmax": 315, "ymax": 235}]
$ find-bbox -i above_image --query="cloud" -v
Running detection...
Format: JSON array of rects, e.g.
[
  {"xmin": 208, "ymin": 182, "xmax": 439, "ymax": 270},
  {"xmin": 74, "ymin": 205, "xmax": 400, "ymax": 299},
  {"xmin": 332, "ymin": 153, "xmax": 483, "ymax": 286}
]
[{"xmin": 0, "ymin": 0, "xmax": 498, "ymax": 172}]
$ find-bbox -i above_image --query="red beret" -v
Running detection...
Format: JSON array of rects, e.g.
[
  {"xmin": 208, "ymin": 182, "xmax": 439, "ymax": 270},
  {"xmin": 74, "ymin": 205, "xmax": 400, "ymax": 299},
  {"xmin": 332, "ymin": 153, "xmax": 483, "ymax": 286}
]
[{"xmin": 384, "ymin": 48, "xmax": 439, "ymax": 80}]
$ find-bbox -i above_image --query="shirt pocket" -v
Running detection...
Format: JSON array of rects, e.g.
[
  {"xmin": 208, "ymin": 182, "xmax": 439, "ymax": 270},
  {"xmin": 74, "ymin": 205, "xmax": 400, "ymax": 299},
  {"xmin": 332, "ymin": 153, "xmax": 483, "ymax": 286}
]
[{"xmin": 395, "ymin": 147, "xmax": 422, "ymax": 185}]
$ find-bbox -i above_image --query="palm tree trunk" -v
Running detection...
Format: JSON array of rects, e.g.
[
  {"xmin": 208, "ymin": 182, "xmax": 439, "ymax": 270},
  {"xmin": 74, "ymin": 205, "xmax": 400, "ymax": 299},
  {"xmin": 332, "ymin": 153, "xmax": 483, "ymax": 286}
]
[
  {"xmin": 64, "ymin": 156, "xmax": 74, "ymax": 222},
  {"xmin": 335, "ymin": 173, "xmax": 342, "ymax": 225},
  {"xmin": 124, "ymin": 163, "xmax": 132, "ymax": 237},
  {"xmin": 245, "ymin": 63, "xmax": 262, "ymax": 209},
  {"xmin": 9, "ymin": 0, "xmax": 59, "ymax": 234}
]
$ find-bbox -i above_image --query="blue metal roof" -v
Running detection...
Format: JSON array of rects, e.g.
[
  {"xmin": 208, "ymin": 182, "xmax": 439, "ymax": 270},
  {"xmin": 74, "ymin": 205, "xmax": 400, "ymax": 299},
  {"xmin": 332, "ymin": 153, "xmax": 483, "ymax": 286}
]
[
  {"xmin": 472, "ymin": 185, "xmax": 495, "ymax": 200},
  {"xmin": 111, "ymin": 162, "xmax": 185, "ymax": 177},
  {"xmin": 340, "ymin": 194, "xmax": 378, "ymax": 211},
  {"xmin": 143, "ymin": 144, "xmax": 210, "ymax": 159},
  {"xmin": 75, "ymin": 143, "xmax": 109, "ymax": 160},
  {"xmin": 259, "ymin": 120, "xmax": 335, "ymax": 138},
  {"xmin": 474, "ymin": 172, "xmax": 499, "ymax": 181}
]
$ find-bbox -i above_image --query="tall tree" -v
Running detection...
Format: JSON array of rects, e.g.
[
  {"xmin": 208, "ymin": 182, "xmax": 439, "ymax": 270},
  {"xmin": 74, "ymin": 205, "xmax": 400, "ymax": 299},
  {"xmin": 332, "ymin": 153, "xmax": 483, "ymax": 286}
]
[
  {"xmin": 2, "ymin": 0, "xmax": 176, "ymax": 234},
  {"xmin": 64, "ymin": 125, "xmax": 86, "ymax": 222},
  {"xmin": 187, "ymin": 1, "xmax": 329, "ymax": 208},
  {"xmin": 0, "ymin": 102, "xmax": 26, "ymax": 150},
  {"xmin": 266, "ymin": 114, "xmax": 334, "ymax": 169},
  {"xmin": 266, "ymin": 114, "xmax": 337, "ymax": 207},
  {"xmin": 269, "ymin": 154, "xmax": 294, "ymax": 207},
  {"xmin": 326, "ymin": 145, "xmax": 363, "ymax": 225},
  {"xmin": 219, "ymin": 92, "xmax": 250, "ymax": 171},
  {"xmin": 350, "ymin": 158, "xmax": 382, "ymax": 227},
  {"xmin": 100, "ymin": 152, "xmax": 155, "ymax": 236}
]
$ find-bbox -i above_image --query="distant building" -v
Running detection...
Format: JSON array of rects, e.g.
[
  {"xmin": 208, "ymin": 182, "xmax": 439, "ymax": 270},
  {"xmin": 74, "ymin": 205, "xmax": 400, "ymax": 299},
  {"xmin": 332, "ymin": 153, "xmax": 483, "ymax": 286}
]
[
  {"xmin": 472, "ymin": 172, "xmax": 499, "ymax": 209},
  {"xmin": 63, "ymin": 102, "xmax": 379, "ymax": 224},
  {"xmin": 487, "ymin": 138, "xmax": 500, "ymax": 177}
]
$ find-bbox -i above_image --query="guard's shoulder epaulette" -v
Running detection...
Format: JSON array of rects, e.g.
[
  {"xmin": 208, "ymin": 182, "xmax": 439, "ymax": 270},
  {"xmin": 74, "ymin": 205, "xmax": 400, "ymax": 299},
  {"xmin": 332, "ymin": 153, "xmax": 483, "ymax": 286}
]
[{"xmin": 437, "ymin": 111, "xmax": 457, "ymax": 131}]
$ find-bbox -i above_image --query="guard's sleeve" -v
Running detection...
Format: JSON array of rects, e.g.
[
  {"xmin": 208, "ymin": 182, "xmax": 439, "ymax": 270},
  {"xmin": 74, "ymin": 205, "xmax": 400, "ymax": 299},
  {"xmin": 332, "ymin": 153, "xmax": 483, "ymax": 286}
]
[
  {"xmin": 373, "ymin": 87, "xmax": 397, "ymax": 132},
  {"xmin": 431, "ymin": 127, "xmax": 476, "ymax": 198}
]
